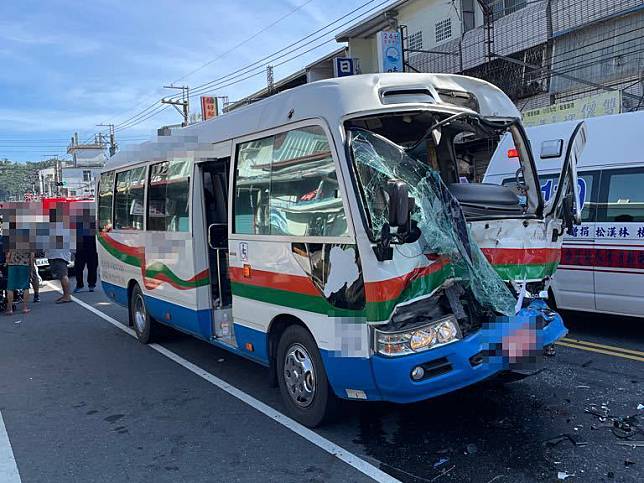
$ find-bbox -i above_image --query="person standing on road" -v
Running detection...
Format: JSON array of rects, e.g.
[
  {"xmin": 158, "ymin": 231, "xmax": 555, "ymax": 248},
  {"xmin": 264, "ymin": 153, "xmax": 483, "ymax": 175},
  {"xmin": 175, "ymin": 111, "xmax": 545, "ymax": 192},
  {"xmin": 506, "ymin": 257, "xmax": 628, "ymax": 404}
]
[
  {"xmin": 73, "ymin": 221, "xmax": 98, "ymax": 293},
  {"xmin": 46, "ymin": 247, "xmax": 72, "ymax": 304},
  {"xmin": 46, "ymin": 206, "xmax": 73, "ymax": 304},
  {"xmin": 31, "ymin": 257, "xmax": 41, "ymax": 303},
  {"xmin": 5, "ymin": 248, "xmax": 33, "ymax": 315}
]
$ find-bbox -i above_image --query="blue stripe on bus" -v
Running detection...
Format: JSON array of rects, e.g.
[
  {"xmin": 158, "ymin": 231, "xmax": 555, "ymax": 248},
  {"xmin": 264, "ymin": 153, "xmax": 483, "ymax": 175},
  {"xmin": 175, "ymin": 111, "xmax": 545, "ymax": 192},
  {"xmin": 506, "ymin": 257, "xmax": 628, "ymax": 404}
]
[
  {"xmin": 144, "ymin": 295, "xmax": 211, "ymax": 339},
  {"xmin": 233, "ymin": 324, "xmax": 269, "ymax": 364},
  {"xmin": 100, "ymin": 280, "xmax": 270, "ymax": 364},
  {"xmin": 101, "ymin": 280, "xmax": 128, "ymax": 306}
]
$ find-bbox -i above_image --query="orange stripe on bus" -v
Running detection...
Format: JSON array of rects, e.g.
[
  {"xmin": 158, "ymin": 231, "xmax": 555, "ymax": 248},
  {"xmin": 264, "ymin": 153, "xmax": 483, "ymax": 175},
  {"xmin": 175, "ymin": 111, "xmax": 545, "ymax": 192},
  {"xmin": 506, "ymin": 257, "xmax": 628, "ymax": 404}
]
[
  {"xmin": 364, "ymin": 257, "xmax": 450, "ymax": 303},
  {"xmin": 481, "ymin": 247, "xmax": 561, "ymax": 266},
  {"xmin": 228, "ymin": 267, "xmax": 320, "ymax": 296}
]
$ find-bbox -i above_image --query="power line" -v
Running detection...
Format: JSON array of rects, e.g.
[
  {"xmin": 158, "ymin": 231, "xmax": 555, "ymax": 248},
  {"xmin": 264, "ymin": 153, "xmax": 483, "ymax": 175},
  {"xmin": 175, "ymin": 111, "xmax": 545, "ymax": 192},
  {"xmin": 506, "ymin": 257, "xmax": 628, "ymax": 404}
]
[
  {"xmin": 113, "ymin": 0, "xmax": 391, "ymax": 132},
  {"xmin": 181, "ymin": 0, "xmax": 388, "ymax": 100},
  {"xmin": 105, "ymin": 0, "xmax": 318, "ymax": 127},
  {"xmin": 173, "ymin": 0, "xmax": 318, "ymax": 83}
]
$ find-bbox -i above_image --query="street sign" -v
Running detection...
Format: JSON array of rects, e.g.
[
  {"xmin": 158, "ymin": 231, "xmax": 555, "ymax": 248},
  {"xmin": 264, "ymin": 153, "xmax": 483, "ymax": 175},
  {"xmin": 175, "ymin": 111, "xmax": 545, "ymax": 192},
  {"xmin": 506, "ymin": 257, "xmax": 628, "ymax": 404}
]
[
  {"xmin": 334, "ymin": 57, "xmax": 357, "ymax": 77},
  {"xmin": 523, "ymin": 91, "xmax": 622, "ymax": 127},
  {"xmin": 200, "ymin": 96, "xmax": 218, "ymax": 121},
  {"xmin": 377, "ymin": 31, "xmax": 403, "ymax": 73}
]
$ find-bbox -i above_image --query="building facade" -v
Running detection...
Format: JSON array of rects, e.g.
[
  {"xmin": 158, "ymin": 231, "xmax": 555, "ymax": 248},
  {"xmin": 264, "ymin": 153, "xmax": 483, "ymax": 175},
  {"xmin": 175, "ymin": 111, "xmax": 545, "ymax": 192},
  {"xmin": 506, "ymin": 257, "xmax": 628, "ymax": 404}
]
[{"xmin": 335, "ymin": 0, "xmax": 643, "ymax": 117}]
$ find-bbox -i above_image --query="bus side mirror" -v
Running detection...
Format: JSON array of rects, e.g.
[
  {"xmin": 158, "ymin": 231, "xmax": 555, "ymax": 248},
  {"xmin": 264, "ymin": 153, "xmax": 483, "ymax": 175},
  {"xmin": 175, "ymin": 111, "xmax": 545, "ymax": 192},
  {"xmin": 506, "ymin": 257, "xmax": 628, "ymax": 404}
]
[{"xmin": 387, "ymin": 180, "xmax": 410, "ymax": 227}]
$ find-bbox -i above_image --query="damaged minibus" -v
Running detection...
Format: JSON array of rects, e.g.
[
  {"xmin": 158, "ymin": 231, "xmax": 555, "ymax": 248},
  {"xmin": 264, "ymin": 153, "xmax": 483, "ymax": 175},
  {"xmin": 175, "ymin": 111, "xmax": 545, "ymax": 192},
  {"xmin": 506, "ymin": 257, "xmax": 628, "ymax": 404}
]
[{"xmin": 97, "ymin": 73, "xmax": 576, "ymax": 427}]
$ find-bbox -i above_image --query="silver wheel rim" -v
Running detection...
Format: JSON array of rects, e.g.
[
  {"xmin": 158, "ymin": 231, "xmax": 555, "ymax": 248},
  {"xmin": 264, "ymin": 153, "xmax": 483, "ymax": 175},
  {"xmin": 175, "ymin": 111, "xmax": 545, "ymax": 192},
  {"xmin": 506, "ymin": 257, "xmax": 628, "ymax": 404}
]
[
  {"xmin": 283, "ymin": 343, "xmax": 316, "ymax": 408},
  {"xmin": 134, "ymin": 294, "xmax": 146, "ymax": 334}
]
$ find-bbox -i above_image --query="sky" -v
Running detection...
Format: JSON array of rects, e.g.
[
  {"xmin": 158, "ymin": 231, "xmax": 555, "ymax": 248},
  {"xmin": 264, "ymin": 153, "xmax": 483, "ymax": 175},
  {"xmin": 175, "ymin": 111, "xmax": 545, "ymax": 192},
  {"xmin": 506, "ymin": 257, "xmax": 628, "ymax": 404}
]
[{"xmin": 0, "ymin": 0, "xmax": 394, "ymax": 162}]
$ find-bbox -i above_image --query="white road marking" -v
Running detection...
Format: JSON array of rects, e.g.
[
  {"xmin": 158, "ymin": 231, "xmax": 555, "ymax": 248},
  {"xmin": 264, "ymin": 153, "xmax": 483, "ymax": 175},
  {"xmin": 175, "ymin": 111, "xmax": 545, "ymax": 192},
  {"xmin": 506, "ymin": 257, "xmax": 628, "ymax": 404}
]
[
  {"xmin": 45, "ymin": 284, "xmax": 399, "ymax": 483},
  {"xmin": 0, "ymin": 411, "xmax": 21, "ymax": 483}
]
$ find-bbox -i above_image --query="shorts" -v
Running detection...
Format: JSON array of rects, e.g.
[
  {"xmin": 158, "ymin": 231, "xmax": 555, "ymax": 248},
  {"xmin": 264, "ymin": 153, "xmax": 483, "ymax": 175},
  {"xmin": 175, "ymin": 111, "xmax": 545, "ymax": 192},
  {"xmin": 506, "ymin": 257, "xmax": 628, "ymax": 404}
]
[
  {"xmin": 48, "ymin": 258, "xmax": 69, "ymax": 280},
  {"xmin": 7, "ymin": 265, "xmax": 31, "ymax": 290}
]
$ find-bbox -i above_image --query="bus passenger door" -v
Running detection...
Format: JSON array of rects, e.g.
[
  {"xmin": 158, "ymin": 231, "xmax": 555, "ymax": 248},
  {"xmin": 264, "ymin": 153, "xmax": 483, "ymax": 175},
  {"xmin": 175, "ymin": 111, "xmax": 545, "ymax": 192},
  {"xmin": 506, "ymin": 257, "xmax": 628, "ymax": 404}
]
[{"xmin": 201, "ymin": 159, "xmax": 234, "ymax": 341}]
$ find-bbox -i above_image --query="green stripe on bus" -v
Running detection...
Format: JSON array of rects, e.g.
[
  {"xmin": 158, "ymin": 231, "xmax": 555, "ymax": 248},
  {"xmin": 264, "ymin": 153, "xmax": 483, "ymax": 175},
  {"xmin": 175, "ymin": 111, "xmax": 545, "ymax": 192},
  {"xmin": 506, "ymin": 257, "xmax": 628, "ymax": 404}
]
[
  {"xmin": 492, "ymin": 262, "xmax": 559, "ymax": 281},
  {"xmin": 365, "ymin": 264, "xmax": 453, "ymax": 322},
  {"xmin": 98, "ymin": 234, "xmax": 209, "ymax": 289},
  {"xmin": 231, "ymin": 281, "xmax": 366, "ymax": 319}
]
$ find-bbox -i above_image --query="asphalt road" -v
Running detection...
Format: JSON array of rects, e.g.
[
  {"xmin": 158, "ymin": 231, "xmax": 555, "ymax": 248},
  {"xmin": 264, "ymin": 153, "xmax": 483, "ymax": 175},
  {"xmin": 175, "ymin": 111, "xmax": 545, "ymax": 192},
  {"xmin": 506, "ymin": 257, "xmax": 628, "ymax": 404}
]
[{"xmin": 1, "ymin": 282, "xmax": 642, "ymax": 483}]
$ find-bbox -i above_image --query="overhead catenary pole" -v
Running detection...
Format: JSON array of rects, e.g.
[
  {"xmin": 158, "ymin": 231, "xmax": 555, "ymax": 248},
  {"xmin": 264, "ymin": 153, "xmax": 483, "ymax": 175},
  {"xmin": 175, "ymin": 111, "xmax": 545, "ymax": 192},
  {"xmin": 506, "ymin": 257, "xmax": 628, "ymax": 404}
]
[{"xmin": 161, "ymin": 85, "xmax": 190, "ymax": 127}]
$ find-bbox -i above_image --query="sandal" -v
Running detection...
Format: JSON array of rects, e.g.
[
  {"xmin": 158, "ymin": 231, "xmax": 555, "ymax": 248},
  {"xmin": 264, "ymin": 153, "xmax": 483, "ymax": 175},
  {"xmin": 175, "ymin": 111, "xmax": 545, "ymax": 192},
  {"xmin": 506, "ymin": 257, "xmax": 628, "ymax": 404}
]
[
  {"xmin": 22, "ymin": 308, "xmax": 31, "ymax": 314},
  {"xmin": 4, "ymin": 311, "xmax": 14, "ymax": 316},
  {"xmin": 56, "ymin": 299, "xmax": 72, "ymax": 304}
]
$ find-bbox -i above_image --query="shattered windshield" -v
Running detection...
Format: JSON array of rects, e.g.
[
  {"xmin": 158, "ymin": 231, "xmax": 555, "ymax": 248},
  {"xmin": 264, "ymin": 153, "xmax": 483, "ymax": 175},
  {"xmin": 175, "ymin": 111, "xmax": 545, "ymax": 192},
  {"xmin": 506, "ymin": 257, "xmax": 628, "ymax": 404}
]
[{"xmin": 349, "ymin": 129, "xmax": 516, "ymax": 316}]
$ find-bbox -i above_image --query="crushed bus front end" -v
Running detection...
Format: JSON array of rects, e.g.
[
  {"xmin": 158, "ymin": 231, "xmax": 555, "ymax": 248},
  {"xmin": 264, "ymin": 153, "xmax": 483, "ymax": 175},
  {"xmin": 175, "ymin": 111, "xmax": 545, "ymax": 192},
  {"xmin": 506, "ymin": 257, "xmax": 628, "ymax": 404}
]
[{"xmin": 340, "ymin": 105, "xmax": 569, "ymax": 403}]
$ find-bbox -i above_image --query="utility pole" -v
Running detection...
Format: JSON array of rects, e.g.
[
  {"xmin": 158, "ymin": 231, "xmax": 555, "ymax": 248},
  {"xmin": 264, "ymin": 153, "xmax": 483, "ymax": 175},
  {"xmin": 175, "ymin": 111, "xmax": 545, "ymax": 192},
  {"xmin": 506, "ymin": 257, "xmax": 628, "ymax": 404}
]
[
  {"xmin": 97, "ymin": 123, "xmax": 117, "ymax": 156},
  {"xmin": 162, "ymin": 85, "xmax": 190, "ymax": 127},
  {"xmin": 266, "ymin": 65, "xmax": 274, "ymax": 95},
  {"xmin": 42, "ymin": 154, "xmax": 62, "ymax": 196}
]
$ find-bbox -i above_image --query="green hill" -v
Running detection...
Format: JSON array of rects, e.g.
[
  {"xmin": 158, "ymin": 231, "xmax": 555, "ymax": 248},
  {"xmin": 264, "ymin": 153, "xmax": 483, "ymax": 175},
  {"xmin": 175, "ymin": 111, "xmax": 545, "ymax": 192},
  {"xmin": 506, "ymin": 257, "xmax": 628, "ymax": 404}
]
[{"xmin": 0, "ymin": 158, "xmax": 56, "ymax": 201}]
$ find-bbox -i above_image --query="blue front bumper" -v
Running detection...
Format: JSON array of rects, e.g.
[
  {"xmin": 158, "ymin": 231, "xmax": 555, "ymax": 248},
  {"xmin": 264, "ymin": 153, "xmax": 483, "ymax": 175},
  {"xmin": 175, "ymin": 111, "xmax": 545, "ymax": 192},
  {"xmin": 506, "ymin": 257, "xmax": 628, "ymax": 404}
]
[{"xmin": 325, "ymin": 301, "xmax": 567, "ymax": 403}]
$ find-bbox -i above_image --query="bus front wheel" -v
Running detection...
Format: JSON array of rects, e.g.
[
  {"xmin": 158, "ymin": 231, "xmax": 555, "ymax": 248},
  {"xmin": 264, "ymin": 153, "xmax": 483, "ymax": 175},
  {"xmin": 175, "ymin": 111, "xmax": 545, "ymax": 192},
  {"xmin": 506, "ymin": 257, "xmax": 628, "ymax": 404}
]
[
  {"xmin": 276, "ymin": 325, "xmax": 337, "ymax": 427},
  {"xmin": 130, "ymin": 284, "xmax": 156, "ymax": 344}
]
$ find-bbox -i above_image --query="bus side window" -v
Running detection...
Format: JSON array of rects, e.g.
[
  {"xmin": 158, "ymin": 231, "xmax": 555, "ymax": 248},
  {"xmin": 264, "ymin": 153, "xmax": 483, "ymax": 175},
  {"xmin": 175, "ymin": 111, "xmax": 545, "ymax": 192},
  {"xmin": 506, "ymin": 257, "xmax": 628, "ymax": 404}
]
[
  {"xmin": 147, "ymin": 160, "xmax": 190, "ymax": 232},
  {"xmin": 269, "ymin": 126, "xmax": 347, "ymax": 237},
  {"xmin": 98, "ymin": 171, "xmax": 115, "ymax": 231},
  {"xmin": 235, "ymin": 136, "xmax": 273, "ymax": 235},
  {"xmin": 234, "ymin": 126, "xmax": 348, "ymax": 237},
  {"xmin": 114, "ymin": 166, "xmax": 146, "ymax": 231}
]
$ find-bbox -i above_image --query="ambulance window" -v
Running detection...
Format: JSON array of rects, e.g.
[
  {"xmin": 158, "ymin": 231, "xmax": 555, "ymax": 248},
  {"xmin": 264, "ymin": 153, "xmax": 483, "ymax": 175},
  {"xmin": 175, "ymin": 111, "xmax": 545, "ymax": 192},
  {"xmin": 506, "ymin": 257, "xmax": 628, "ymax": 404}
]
[
  {"xmin": 540, "ymin": 139, "xmax": 563, "ymax": 159},
  {"xmin": 503, "ymin": 172, "xmax": 595, "ymax": 221},
  {"xmin": 602, "ymin": 170, "xmax": 644, "ymax": 223}
]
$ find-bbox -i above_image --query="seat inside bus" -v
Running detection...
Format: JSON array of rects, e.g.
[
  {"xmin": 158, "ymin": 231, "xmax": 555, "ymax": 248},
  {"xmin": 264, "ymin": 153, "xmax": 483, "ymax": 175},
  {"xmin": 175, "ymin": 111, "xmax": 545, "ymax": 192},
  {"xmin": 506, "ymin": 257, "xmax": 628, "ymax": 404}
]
[{"xmin": 447, "ymin": 183, "xmax": 523, "ymax": 218}]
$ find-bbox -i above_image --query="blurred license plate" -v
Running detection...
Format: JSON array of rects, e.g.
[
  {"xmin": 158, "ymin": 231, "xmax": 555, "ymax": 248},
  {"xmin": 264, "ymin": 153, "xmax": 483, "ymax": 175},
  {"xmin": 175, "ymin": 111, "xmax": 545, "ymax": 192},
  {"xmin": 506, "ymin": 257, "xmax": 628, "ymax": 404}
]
[{"xmin": 35, "ymin": 258, "xmax": 48, "ymax": 267}]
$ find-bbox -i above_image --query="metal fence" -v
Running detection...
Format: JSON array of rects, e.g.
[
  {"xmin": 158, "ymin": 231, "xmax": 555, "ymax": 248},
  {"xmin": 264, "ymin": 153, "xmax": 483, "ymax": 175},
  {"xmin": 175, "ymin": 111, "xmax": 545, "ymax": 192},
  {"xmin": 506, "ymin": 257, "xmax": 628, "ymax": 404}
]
[{"xmin": 403, "ymin": 0, "xmax": 644, "ymax": 113}]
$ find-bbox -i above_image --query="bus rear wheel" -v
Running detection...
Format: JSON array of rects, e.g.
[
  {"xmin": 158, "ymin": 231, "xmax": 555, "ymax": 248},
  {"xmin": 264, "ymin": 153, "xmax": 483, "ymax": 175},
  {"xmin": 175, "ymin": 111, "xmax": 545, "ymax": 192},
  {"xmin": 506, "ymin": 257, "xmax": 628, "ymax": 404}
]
[
  {"xmin": 130, "ymin": 284, "xmax": 156, "ymax": 344},
  {"xmin": 276, "ymin": 325, "xmax": 336, "ymax": 427}
]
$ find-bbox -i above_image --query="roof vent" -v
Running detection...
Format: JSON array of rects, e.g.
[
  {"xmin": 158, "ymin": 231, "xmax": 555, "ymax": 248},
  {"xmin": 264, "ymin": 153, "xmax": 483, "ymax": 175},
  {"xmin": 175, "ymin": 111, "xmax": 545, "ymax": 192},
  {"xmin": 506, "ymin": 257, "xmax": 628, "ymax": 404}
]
[
  {"xmin": 436, "ymin": 89, "xmax": 479, "ymax": 112},
  {"xmin": 380, "ymin": 88, "xmax": 435, "ymax": 105}
]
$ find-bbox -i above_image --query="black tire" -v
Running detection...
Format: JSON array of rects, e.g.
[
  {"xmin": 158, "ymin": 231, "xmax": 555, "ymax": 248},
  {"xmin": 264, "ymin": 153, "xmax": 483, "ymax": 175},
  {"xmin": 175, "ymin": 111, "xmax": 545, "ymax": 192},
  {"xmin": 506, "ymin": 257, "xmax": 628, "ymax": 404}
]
[
  {"xmin": 130, "ymin": 284, "xmax": 156, "ymax": 344},
  {"xmin": 547, "ymin": 287, "xmax": 559, "ymax": 311},
  {"xmin": 276, "ymin": 325, "xmax": 337, "ymax": 427}
]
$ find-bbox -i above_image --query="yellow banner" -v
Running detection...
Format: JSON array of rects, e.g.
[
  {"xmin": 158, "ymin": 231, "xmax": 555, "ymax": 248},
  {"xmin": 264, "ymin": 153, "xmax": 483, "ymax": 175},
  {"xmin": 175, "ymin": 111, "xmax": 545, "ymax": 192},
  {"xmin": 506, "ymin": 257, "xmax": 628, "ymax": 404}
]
[{"xmin": 522, "ymin": 91, "xmax": 621, "ymax": 127}]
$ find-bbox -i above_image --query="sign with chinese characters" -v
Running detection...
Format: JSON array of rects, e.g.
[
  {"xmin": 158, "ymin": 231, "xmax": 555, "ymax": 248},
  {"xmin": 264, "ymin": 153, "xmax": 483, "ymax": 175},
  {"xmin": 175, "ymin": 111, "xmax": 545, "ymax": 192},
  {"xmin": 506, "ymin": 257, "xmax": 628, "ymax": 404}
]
[
  {"xmin": 522, "ymin": 90, "xmax": 621, "ymax": 127},
  {"xmin": 200, "ymin": 96, "xmax": 218, "ymax": 121},
  {"xmin": 334, "ymin": 57, "xmax": 357, "ymax": 77},
  {"xmin": 377, "ymin": 31, "xmax": 403, "ymax": 73},
  {"xmin": 568, "ymin": 223, "xmax": 644, "ymax": 240}
]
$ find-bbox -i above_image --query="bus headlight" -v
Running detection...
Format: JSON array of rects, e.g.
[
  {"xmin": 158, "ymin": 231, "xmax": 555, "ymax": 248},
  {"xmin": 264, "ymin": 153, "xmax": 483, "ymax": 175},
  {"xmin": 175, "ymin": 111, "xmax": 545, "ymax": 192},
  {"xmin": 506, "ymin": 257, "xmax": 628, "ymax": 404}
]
[{"xmin": 375, "ymin": 315, "xmax": 461, "ymax": 356}]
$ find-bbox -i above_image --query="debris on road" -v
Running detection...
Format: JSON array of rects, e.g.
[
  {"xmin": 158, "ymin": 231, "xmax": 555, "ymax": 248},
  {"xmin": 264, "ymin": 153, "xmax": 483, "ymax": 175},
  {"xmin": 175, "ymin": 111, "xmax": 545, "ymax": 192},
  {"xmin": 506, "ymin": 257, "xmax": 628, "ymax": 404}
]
[
  {"xmin": 433, "ymin": 457, "xmax": 449, "ymax": 468},
  {"xmin": 637, "ymin": 404, "xmax": 644, "ymax": 411},
  {"xmin": 616, "ymin": 441, "xmax": 644, "ymax": 448},
  {"xmin": 557, "ymin": 470, "xmax": 575, "ymax": 479},
  {"xmin": 585, "ymin": 404, "xmax": 643, "ymax": 442},
  {"xmin": 543, "ymin": 433, "xmax": 588, "ymax": 448}
]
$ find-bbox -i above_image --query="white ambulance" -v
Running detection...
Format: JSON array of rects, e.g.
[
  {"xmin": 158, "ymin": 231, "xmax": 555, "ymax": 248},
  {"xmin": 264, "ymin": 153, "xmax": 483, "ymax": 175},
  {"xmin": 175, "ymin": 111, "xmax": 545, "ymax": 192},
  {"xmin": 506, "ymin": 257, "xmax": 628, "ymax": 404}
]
[{"xmin": 485, "ymin": 111, "xmax": 644, "ymax": 318}]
